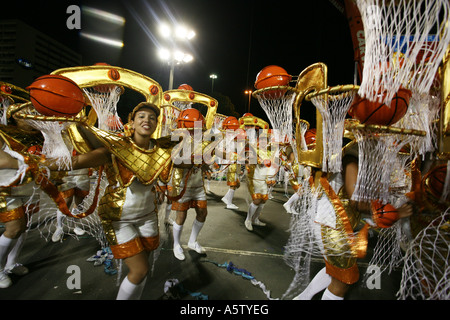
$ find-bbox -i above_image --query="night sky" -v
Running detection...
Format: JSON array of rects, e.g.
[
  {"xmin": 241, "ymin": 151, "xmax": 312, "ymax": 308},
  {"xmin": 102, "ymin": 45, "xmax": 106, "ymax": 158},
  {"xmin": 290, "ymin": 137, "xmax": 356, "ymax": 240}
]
[{"xmin": 2, "ymin": 0, "xmax": 355, "ymax": 124}]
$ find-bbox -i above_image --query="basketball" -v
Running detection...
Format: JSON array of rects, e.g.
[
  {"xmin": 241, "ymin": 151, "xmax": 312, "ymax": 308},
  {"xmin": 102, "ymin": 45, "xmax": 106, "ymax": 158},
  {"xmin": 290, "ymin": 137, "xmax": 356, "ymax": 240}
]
[
  {"xmin": 27, "ymin": 75, "xmax": 85, "ymax": 117},
  {"xmin": 178, "ymin": 84, "xmax": 194, "ymax": 91},
  {"xmin": 423, "ymin": 164, "xmax": 448, "ymax": 201},
  {"xmin": 27, "ymin": 145, "xmax": 42, "ymax": 156},
  {"xmin": 255, "ymin": 65, "xmax": 291, "ymax": 98},
  {"xmin": 304, "ymin": 128, "xmax": 316, "ymax": 150},
  {"xmin": 348, "ymin": 88, "xmax": 411, "ymax": 126},
  {"xmin": 222, "ymin": 116, "xmax": 240, "ymax": 130},
  {"xmin": 371, "ymin": 200, "xmax": 399, "ymax": 228},
  {"xmin": 177, "ymin": 108, "xmax": 204, "ymax": 129}
]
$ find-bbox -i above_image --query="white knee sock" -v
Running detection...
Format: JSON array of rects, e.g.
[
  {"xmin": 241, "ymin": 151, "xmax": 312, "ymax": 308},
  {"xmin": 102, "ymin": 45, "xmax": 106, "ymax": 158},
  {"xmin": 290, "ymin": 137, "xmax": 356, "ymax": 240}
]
[
  {"xmin": 173, "ymin": 222, "xmax": 183, "ymax": 247},
  {"xmin": 321, "ymin": 288, "xmax": 344, "ymax": 300},
  {"xmin": 116, "ymin": 276, "xmax": 147, "ymax": 300},
  {"xmin": 293, "ymin": 267, "xmax": 331, "ymax": 300},
  {"xmin": 56, "ymin": 210, "xmax": 64, "ymax": 228},
  {"xmin": 0, "ymin": 235, "xmax": 15, "ymax": 270},
  {"xmin": 246, "ymin": 202, "xmax": 258, "ymax": 221},
  {"xmin": 189, "ymin": 219, "xmax": 204, "ymax": 244},
  {"xmin": 5, "ymin": 233, "xmax": 26, "ymax": 270},
  {"xmin": 227, "ymin": 189, "xmax": 235, "ymax": 202},
  {"xmin": 254, "ymin": 204, "xmax": 265, "ymax": 221}
]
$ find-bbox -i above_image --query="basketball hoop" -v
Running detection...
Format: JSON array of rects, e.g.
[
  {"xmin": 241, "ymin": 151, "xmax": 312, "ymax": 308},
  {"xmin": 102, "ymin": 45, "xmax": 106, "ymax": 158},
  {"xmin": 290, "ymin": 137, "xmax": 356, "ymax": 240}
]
[
  {"xmin": 253, "ymin": 85, "xmax": 299, "ymax": 160},
  {"xmin": 305, "ymin": 84, "xmax": 359, "ymax": 173},
  {"xmin": 345, "ymin": 120, "xmax": 425, "ymax": 204},
  {"xmin": 83, "ymin": 84, "xmax": 124, "ymax": 131},
  {"xmin": 356, "ymin": 0, "xmax": 450, "ymax": 105}
]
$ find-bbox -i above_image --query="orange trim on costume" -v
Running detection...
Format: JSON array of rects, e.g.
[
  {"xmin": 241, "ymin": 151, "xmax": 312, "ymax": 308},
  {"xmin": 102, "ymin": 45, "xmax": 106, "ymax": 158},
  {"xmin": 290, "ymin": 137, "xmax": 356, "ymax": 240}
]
[
  {"xmin": 140, "ymin": 235, "xmax": 160, "ymax": 252},
  {"xmin": 325, "ymin": 259, "xmax": 359, "ymax": 285},
  {"xmin": 172, "ymin": 199, "xmax": 207, "ymax": 211},
  {"xmin": 60, "ymin": 189, "xmax": 75, "ymax": 199},
  {"xmin": 110, "ymin": 235, "xmax": 160, "ymax": 259},
  {"xmin": 251, "ymin": 193, "xmax": 269, "ymax": 201},
  {"xmin": 0, "ymin": 206, "xmax": 25, "ymax": 223}
]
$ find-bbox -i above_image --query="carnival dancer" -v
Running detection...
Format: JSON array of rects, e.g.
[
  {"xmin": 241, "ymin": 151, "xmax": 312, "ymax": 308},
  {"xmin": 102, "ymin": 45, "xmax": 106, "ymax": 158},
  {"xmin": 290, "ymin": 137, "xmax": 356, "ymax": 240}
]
[
  {"xmin": 0, "ymin": 113, "xmax": 43, "ymax": 288},
  {"xmin": 292, "ymin": 143, "xmax": 414, "ymax": 300},
  {"xmin": 170, "ymin": 108, "xmax": 212, "ymax": 261},
  {"xmin": 43, "ymin": 102, "xmax": 174, "ymax": 299},
  {"xmin": 237, "ymin": 114, "xmax": 273, "ymax": 231},
  {"xmin": 220, "ymin": 116, "xmax": 242, "ymax": 210}
]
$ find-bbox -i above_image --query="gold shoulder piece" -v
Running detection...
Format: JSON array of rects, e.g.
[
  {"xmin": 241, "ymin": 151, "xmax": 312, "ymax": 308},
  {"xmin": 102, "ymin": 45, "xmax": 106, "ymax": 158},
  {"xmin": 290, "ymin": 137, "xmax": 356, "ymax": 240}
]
[{"xmin": 81, "ymin": 125, "xmax": 172, "ymax": 185}]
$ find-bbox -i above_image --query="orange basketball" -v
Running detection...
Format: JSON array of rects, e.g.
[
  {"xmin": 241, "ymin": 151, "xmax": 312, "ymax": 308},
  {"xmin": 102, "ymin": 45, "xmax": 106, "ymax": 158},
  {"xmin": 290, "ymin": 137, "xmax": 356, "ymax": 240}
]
[
  {"xmin": 178, "ymin": 83, "xmax": 194, "ymax": 91},
  {"xmin": 304, "ymin": 128, "xmax": 316, "ymax": 150},
  {"xmin": 27, "ymin": 75, "xmax": 85, "ymax": 117},
  {"xmin": 27, "ymin": 145, "xmax": 42, "ymax": 156},
  {"xmin": 348, "ymin": 88, "xmax": 411, "ymax": 126},
  {"xmin": 255, "ymin": 65, "xmax": 291, "ymax": 98},
  {"xmin": 222, "ymin": 116, "xmax": 240, "ymax": 130},
  {"xmin": 423, "ymin": 164, "xmax": 448, "ymax": 201},
  {"xmin": 177, "ymin": 108, "xmax": 204, "ymax": 129},
  {"xmin": 255, "ymin": 65, "xmax": 291, "ymax": 89},
  {"xmin": 371, "ymin": 200, "xmax": 399, "ymax": 228}
]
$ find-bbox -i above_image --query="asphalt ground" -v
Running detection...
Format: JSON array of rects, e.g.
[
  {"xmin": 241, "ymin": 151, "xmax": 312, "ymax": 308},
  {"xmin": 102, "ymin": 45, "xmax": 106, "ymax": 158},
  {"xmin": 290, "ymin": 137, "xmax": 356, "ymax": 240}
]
[{"xmin": 0, "ymin": 177, "xmax": 421, "ymax": 315}]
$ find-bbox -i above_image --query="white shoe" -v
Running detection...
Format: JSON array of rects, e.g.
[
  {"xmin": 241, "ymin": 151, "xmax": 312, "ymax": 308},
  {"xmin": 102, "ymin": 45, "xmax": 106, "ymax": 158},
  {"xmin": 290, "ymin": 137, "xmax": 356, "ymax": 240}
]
[
  {"xmin": 253, "ymin": 218, "xmax": 266, "ymax": 227},
  {"xmin": 0, "ymin": 271, "xmax": 12, "ymax": 289},
  {"xmin": 188, "ymin": 241, "xmax": 206, "ymax": 254},
  {"xmin": 173, "ymin": 245, "xmax": 185, "ymax": 261},
  {"xmin": 283, "ymin": 202, "xmax": 292, "ymax": 214},
  {"xmin": 74, "ymin": 227, "xmax": 86, "ymax": 236},
  {"xmin": 226, "ymin": 203, "xmax": 239, "ymax": 210},
  {"xmin": 245, "ymin": 219, "xmax": 253, "ymax": 231},
  {"xmin": 6, "ymin": 263, "xmax": 28, "ymax": 276},
  {"xmin": 52, "ymin": 227, "xmax": 64, "ymax": 242}
]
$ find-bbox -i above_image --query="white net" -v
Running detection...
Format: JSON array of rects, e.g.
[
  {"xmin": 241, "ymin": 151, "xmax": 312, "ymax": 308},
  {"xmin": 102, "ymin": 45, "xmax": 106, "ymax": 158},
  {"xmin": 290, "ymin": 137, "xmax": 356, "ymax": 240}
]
[
  {"xmin": 254, "ymin": 86, "xmax": 298, "ymax": 161},
  {"xmin": 349, "ymin": 126, "xmax": 417, "ymax": 203},
  {"xmin": 17, "ymin": 106, "xmax": 74, "ymax": 170},
  {"xmin": 397, "ymin": 209, "xmax": 450, "ymax": 300},
  {"xmin": 27, "ymin": 168, "xmax": 109, "ymax": 248},
  {"xmin": 172, "ymin": 100, "xmax": 193, "ymax": 111},
  {"xmin": 396, "ymin": 92, "xmax": 441, "ymax": 156},
  {"xmin": 356, "ymin": 0, "xmax": 450, "ymax": 104},
  {"xmin": 309, "ymin": 86, "xmax": 357, "ymax": 173},
  {"xmin": 0, "ymin": 96, "xmax": 10, "ymax": 125},
  {"xmin": 83, "ymin": 85, "xmax": 123, "ymax": 131},
  {"xmin": 160, "ymin": 105, "xmax": 181, "ymax": 136}
]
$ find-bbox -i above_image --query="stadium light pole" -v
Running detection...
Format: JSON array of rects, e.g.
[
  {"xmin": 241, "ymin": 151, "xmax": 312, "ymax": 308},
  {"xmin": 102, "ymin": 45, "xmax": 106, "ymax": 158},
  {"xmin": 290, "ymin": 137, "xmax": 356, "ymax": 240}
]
[
  {"xmin": 158, "ymin": 23, "xmax": 195, "ymax": 90},
  {"xmin": 209, "ymin": 74, "xmax": 217, "ymax": 93},
  {"xmin": 245, "ymin": 89, "xmax": 252, "ymax": 113}
]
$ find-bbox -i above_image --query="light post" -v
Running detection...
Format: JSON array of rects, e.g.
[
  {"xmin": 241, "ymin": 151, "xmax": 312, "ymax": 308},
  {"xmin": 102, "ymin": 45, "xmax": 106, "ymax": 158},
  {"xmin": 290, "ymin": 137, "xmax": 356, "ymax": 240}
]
[
  {"xmin": 209, "ymin": 74, "xmax": 217, "ymax": 93},
  {"xmin": 244, "ymin": 89, "xmax": 252, "ymax": 113},
  {"xmin": 158, "ymin": 23, "xmax": 195, "ymax": 90}
]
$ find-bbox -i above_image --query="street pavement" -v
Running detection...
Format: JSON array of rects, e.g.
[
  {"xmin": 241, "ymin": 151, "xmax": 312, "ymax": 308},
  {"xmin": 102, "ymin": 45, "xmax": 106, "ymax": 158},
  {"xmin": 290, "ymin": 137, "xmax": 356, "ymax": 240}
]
[{"xmin": 0, "ymin": 178, "xmax": 404, "ymax": 302}]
